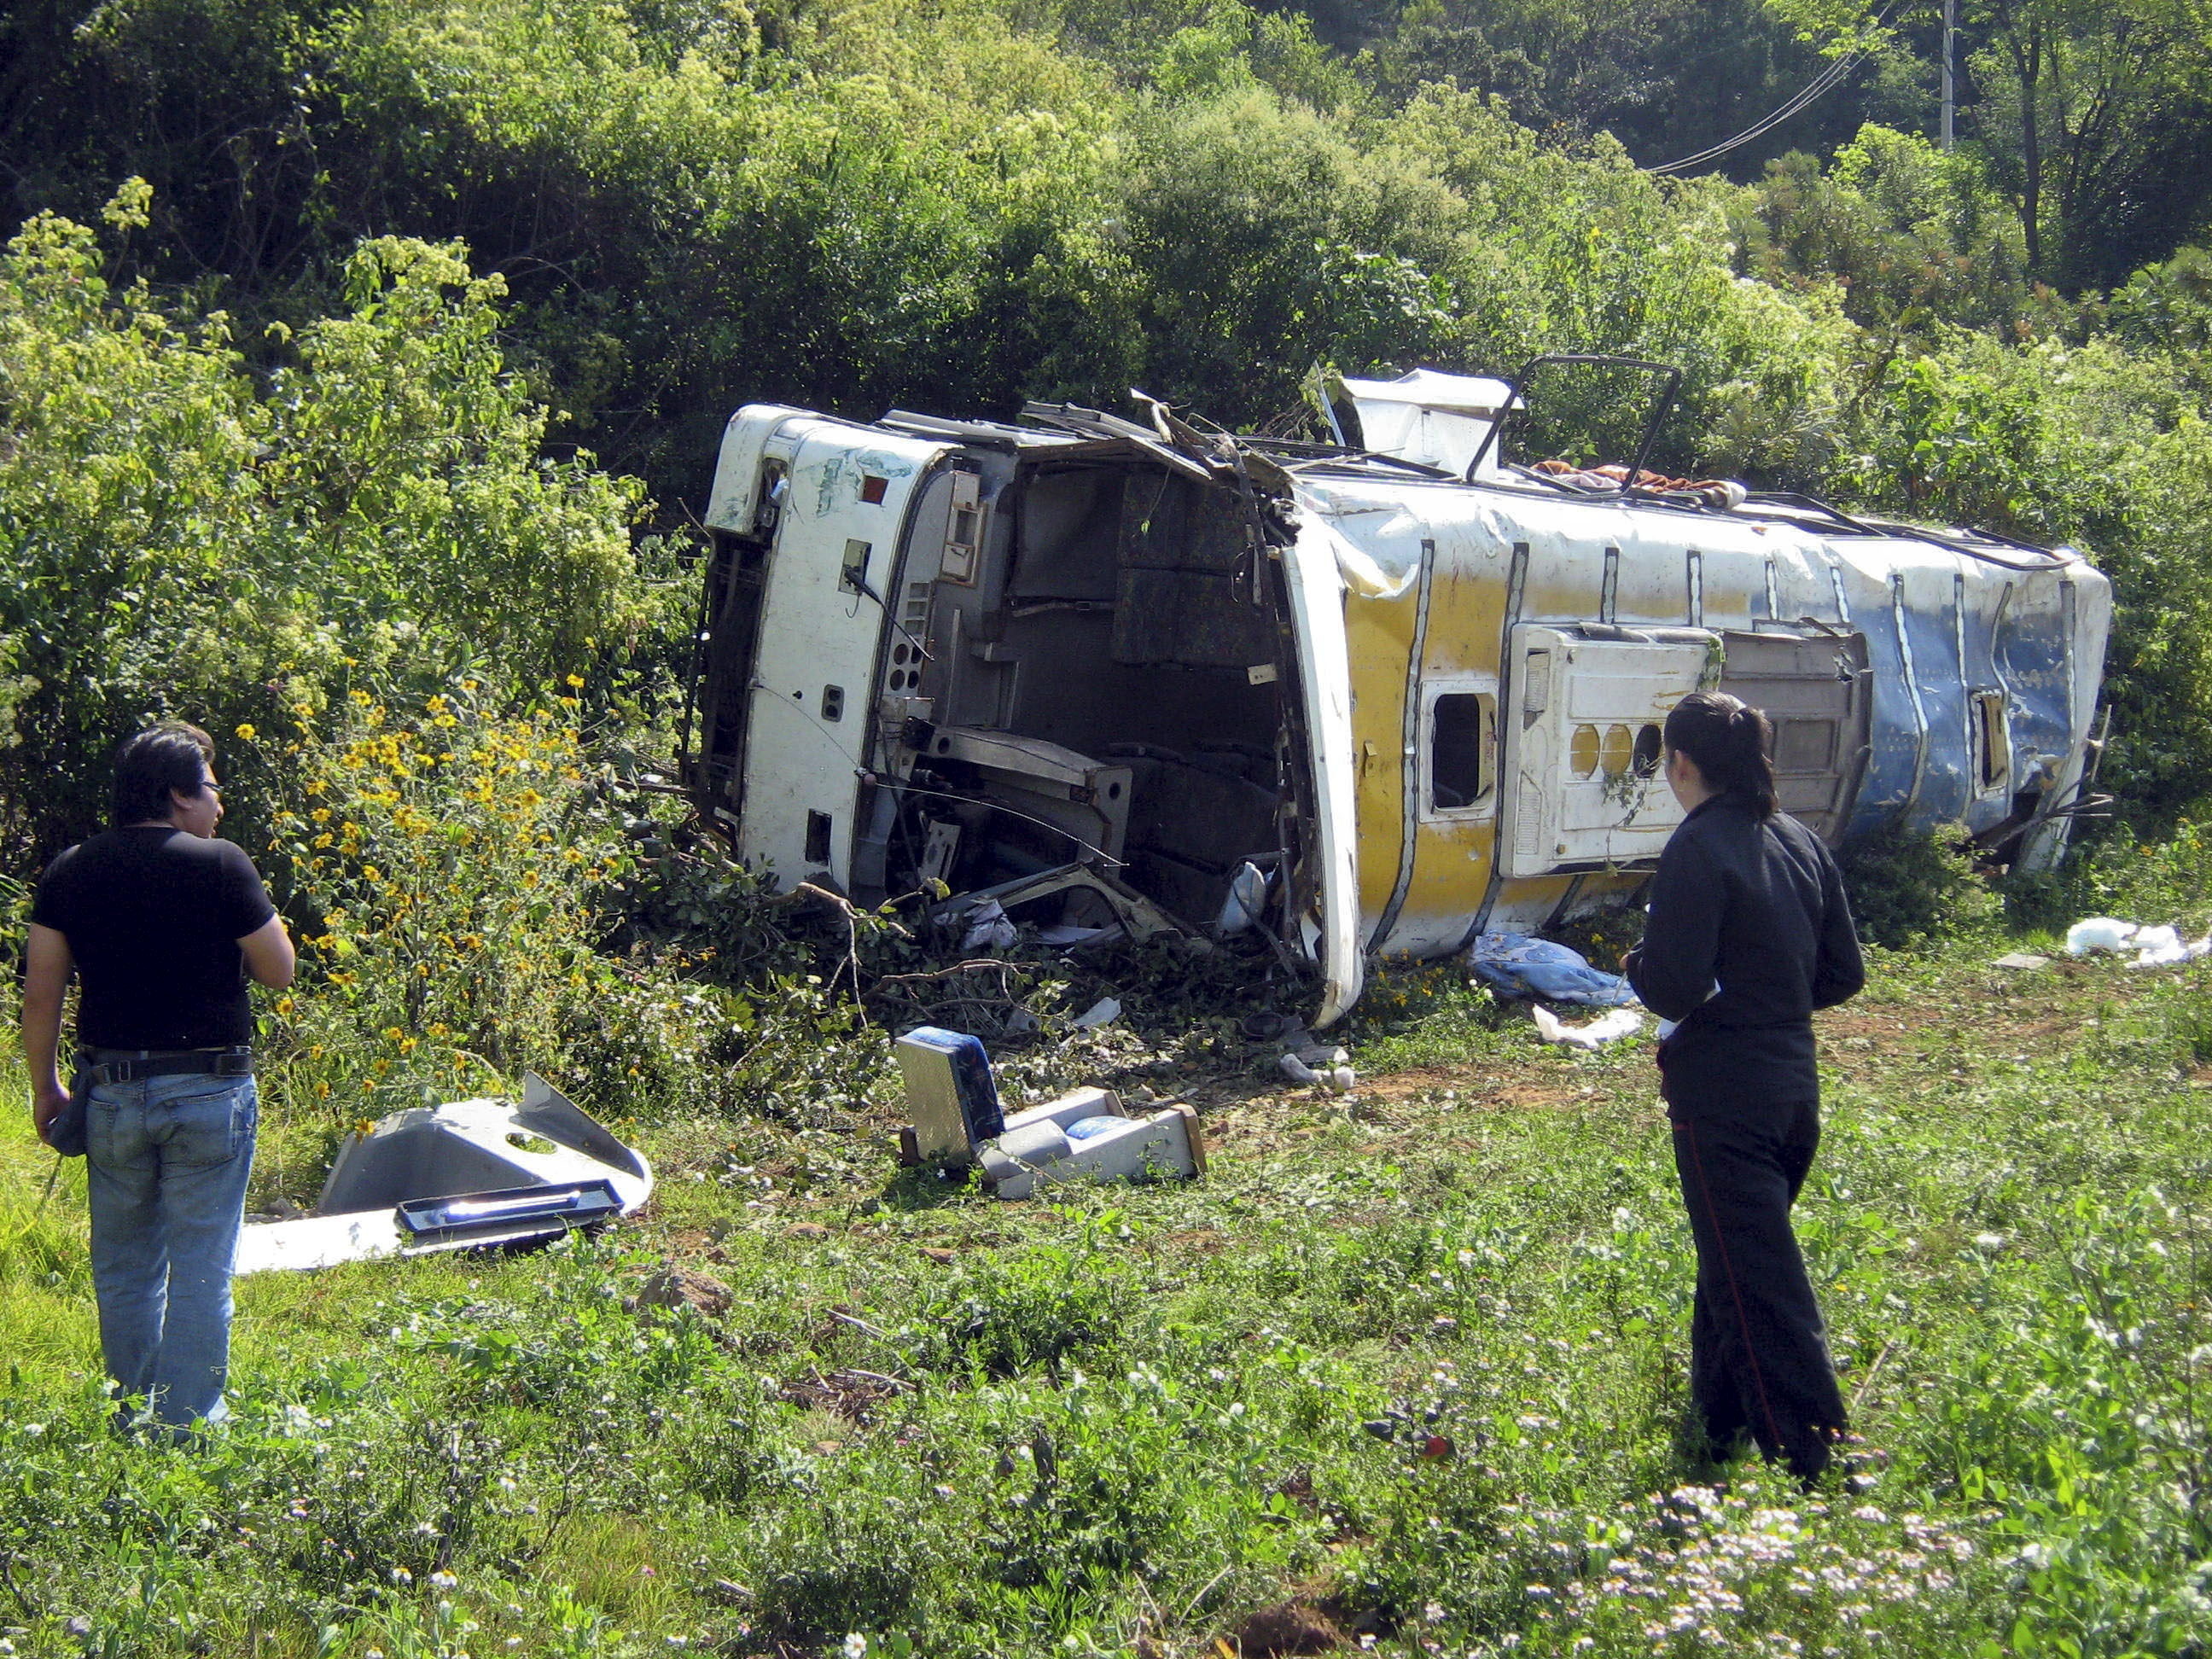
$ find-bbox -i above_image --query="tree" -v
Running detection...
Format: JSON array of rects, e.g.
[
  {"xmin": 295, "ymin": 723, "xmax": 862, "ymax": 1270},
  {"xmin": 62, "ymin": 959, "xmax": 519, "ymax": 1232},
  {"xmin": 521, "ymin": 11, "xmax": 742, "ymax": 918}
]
[
  {"xmin": 1758, "ymin": 0, "xmax": 2212, "ymax": 288},
  {"xmin": 0, "ymin": 189, "xmax": 647, "ymax": 864}
]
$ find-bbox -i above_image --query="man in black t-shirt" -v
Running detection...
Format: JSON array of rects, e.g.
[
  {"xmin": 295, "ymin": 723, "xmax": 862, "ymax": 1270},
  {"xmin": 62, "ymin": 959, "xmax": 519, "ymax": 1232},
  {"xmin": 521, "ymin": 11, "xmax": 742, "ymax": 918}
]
[{"xmin": 22, "ymin": 722, "xmax": 294, "ymax": 1432}]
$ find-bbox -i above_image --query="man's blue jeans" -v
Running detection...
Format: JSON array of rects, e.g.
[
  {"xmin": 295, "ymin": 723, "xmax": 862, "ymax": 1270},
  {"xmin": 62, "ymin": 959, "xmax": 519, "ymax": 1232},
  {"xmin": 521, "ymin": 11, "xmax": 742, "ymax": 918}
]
[{"xmin": 84, "ymin": 1073, "xmax": 257, "ymax": 1429}]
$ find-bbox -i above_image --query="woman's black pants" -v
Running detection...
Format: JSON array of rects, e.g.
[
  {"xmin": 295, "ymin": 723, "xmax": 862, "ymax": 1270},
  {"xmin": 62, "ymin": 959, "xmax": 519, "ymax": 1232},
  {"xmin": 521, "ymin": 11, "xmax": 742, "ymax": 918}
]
[{"xmin": 1670, "ymin": 1098, "xmax": 1848, "ymax": 1480}]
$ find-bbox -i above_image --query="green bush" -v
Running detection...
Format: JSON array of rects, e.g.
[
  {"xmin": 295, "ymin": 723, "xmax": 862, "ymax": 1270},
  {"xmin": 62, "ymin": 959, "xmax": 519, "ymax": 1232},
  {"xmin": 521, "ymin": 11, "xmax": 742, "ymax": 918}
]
[
  {"xmin": 0, "ymin": 192, "xmax": 649, "ymax": 868},
  {"xmin": 253, "ymin": 682, "xmax": 899, "ymax": 1199},
  {"xmin": 1735, "ymin": 124, "xmax": 2032, "ymax": 335},
  {"xmin": 2008, "ymin": 818, "xmax": 2212, "ymax": 938},
  {"xmin": 1835, "ymin": 820, "xmax": 2004, "ymax": 950},
  {"xmin": 261, "ymin": 685, "xmax": 626, "ymax": 1126}
]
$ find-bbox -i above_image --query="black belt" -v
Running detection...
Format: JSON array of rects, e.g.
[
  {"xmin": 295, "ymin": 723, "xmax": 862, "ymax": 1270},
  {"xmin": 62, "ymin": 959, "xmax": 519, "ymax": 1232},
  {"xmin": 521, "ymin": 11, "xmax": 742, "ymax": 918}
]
[{"xmin": 79, "ymin": 1047, "xmax": 254, "ymax": 1086}]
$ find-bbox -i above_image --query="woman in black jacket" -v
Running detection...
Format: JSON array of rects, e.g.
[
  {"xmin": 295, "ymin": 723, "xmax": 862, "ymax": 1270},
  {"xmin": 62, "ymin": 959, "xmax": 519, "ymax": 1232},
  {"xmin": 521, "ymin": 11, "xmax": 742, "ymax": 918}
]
[{"xmin": 1624, "ymin": 691, "xmax": 1865, "ymax": 1483}]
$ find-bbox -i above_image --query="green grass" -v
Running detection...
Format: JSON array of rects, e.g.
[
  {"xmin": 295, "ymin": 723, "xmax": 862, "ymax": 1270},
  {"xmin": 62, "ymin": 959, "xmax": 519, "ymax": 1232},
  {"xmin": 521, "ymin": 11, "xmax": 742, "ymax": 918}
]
[{"xmin": 0, "ymin": 936, "xmax": 2208, "ymax": 1657}]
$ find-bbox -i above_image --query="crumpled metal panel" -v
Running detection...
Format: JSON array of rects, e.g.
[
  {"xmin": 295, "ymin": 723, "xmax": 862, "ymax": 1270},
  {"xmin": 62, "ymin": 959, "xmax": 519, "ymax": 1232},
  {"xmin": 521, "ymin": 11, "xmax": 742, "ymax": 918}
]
[
  {"xmin": 235, "ymin": 1074, "xmax": 651, "ymax": 1275},
  {"xmin": 1994, "ymin": 570, "xmax": 2076, "ymax": 797}
]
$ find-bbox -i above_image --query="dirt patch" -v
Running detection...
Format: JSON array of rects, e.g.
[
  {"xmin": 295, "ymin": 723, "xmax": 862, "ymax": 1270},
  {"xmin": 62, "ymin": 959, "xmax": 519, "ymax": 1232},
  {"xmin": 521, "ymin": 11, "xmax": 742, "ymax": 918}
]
[
  {"xmin": 1817, "ymin": 1011, "xmax": 1924, "ymax": 1041},
  {"xmin": 1364, "ymin": 1074, "xmax": 1601, "ymax": 1113},
  {"xmin": 1156, "ymin": 1228, "xmax": 1229, "ymax": 1254},
  {"xmin": 777, "ymin": 1366, "xmax": 909, "ymax": 1427},
  {"xmin": 1352, "ymin": 1065, "xmax": 1476, "ymax": 1103},
  {"xmin": 627, "ymin": 1266, "xmax": 732, "ymax": 1318},
  {"xmin": 1226, "ymin": 1600, "xmax": 1348, "ymax": 1656},
  {"xmin": 1479, "ymin": 1080, "xmax": 1592, "ymax": 1109}
]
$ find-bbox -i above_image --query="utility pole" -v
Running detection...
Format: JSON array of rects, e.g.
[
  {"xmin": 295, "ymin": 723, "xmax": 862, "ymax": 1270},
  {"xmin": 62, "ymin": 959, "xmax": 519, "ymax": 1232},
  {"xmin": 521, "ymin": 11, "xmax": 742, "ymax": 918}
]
[{"xmin": 1941, "ymin": 0, "xmax": 1956, "ymax": 149}]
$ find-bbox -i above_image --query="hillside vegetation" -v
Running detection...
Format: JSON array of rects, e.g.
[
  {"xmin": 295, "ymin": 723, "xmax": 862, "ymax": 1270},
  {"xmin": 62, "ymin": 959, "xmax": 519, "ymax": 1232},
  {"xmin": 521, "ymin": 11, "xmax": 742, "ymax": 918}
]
[{"xmin": 3, "ymin": 0, "xmax": 2212, "ymax": 832}]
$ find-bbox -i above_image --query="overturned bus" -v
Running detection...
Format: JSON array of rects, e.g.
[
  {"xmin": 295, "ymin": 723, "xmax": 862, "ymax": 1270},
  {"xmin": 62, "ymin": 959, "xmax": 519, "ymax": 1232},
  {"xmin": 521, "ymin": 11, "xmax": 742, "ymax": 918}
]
[{"xmin": 679, "ymin": 361, "xmax": 2110, "ymax": 1027}]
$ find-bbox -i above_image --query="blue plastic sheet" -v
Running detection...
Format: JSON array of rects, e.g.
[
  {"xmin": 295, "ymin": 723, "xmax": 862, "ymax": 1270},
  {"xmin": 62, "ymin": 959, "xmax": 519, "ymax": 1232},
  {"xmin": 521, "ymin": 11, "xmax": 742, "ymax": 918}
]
[{"xmin": 1467, "ymin": 932, "xmax": 1637, "ymax": 1007}]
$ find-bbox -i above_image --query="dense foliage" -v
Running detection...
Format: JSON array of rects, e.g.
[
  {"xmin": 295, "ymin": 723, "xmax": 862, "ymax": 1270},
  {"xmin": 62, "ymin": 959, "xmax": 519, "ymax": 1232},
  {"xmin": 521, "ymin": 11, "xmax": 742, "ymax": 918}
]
[
  {"xmin": 0, "ymin": 189, "xmax": 653, "ymax": 866},
  {"xmin": 2, "ymin": 0, "xmax": 2209, "ymax": 824}
]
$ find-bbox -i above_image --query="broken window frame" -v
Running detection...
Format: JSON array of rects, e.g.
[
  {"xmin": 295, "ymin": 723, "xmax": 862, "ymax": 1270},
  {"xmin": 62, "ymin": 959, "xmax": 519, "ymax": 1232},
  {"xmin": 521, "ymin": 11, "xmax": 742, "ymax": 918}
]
[
  {"xmin": 1420, "ymin": 679, "xmax": 1499, "ymax": 820},
  {"xmin": 1974, "ymin": 687, "xmax": 2011, "ymax": 794}
]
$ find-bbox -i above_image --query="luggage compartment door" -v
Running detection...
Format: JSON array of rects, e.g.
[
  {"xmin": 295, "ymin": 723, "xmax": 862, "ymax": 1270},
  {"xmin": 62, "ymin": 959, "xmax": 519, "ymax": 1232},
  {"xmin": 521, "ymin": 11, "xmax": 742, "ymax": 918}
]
[
  {"xmin": 1714, "ymin": 628, "xmax": 1871, "ymax": 844},
  {"xmin": 1498, "ymin": 625, "xmax": 1719, "ymax": 878}
]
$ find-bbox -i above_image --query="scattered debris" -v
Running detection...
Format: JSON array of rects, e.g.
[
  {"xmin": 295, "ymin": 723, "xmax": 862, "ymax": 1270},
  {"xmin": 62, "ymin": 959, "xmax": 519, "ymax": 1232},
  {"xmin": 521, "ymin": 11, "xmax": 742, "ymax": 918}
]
[
  {"xmin": 1216, "ymin": 861, "xmax": 1271, "ymax": 935},
  {"xmin": 1278, "ymin": 1050, "xmax": 1355, "ymax": 1091},
  {"xmin": 234, "ymin": 1074, "xmax": 653, "ymax": 1274},
  {"xmin": 2066, "ymin": 917, "xmax": 2140, "ymax": 953},
  {"xmin": 894, "ymin": 1026, "xmax": 1004, "ymax": 1167},
  {"xmin": 1239, "ymin": 1011, "xmax": 1302, "ymax": 1043},
  {"xmin": 978, "ymin": 1085, "xmax": 1207, "ymax": 1200},
  {"xmin": 1071, "ymin": 995, "xmax": 1122, "ymax": 1028},
  {"xmin": 935, "ymin": 866, "xmax": 1184, "ymax": 950},
  {"xmin": 1260, "ymin": 1020, "xmax": 1356, "ymax": 1091},
  {"xmin": 895, "ymin": 1027, "xmax": 1207, "ymax": 1198},
  {"xmin": 1989, "ymin": 952, "xmax": 2051, "ymax": 970},
  {"xmin": 960, "ymin": 898, "xmax": 1018, "ymax": 954},
  {"xmin": 1529, "ymin": 457, "xmax": 1749, "ymax": 509},
  {"xmin": 2128, "ymin": 924, "xmax": 2209, "ymax": 967},
  {"xmin": 2063, "ymin": 917, "xmax": 2211, "ymax": 967},
  {"xmin": 1469, "ymin": 933, "xmax": 1636, "ymax": 1007},
  {"xmin": 1531, "ymin": 1005, "xmax": 1643, "ymax": 1049}
]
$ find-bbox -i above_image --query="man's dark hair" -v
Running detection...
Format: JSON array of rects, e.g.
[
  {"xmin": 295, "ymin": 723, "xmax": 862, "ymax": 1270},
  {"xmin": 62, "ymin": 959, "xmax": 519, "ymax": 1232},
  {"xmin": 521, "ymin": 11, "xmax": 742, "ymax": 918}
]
[
  {"xmin": 1664, "ymin": 691, "xmax": 1778, "ymax": 818},
  {"xmin": 111, "ymin": 723, "xmax": 216, "ymax": 828}
]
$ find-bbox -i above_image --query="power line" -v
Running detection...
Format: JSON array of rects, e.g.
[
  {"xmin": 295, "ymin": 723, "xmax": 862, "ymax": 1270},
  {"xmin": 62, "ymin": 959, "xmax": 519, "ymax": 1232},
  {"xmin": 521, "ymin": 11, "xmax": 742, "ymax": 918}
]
[
  {"xmin": 1644, "ymin": 4, "xmax": 1899, "ymax": 176},
  {"xmin": 1645, "ymin": 52, "xmax": 1865, "ymax": 173}
]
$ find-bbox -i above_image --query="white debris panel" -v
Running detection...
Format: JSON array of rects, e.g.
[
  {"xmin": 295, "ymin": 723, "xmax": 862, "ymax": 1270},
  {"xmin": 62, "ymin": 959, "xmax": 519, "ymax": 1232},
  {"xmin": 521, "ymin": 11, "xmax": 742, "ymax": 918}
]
[{"xmin": 235, "ymin": 1074, "xmax": 652, "ymax": 1274}]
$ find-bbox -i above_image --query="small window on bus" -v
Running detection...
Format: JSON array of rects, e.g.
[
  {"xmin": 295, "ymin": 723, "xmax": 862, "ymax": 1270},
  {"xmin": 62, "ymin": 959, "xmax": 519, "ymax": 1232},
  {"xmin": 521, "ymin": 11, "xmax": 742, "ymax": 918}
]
[
  {"xmin": 1976, "ymin": 690, "xmax": 2010, "ymax": 791},
  {"xmin": 1430, "ymin": 693, "xmax": 1495, "ymax": 812}
]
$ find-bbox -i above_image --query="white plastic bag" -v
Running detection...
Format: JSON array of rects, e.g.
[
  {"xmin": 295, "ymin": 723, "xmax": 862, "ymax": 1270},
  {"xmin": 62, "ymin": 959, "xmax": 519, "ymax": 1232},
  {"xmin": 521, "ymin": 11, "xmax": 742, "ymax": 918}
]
[
  {"xmin": 1532, "ymin": 1006, "xmax": 1644, "ymax": 1050},
  {"xmin": 1216, "ymin": 861, "xmax": 1270, "ymax": 935},
  {"xmin": 960, "ymin": 899, "xmax": 1018, "ymax": 953},
  {"xmin": 2065, "ymin": 917, "xmax": 2140, "ymax": 955}
]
